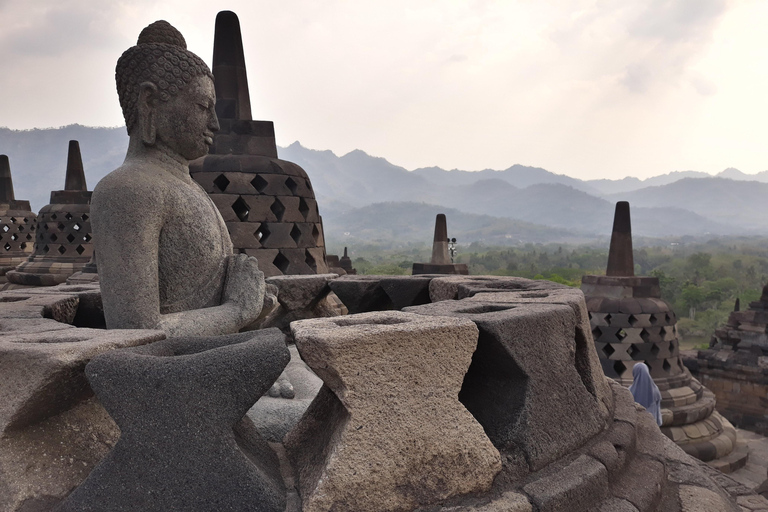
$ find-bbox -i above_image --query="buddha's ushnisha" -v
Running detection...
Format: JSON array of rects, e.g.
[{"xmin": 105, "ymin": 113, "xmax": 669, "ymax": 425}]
[{"xmin": 92, "ymin": 20, "xmax": 267, "ymax": 336}]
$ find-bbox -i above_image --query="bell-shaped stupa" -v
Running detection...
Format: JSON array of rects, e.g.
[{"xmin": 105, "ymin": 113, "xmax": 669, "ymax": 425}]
[
  {"xmin": 0, "ymin": 155, "xmax": 37, "ymax": 285},
  {"xmin": 7, "ymin": 141, "xmax": 93, "ymax": 286},
  {"xmin": 581, "ymin": 202, "xmax": 743, "ymax": 469},
  {"xmin": 190, "ymin": 11, "xmax": 328, "ymax": 277}
]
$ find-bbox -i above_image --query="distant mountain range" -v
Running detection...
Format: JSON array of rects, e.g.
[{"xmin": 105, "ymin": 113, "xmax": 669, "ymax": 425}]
[{"xmin": 1, "ymin": 125, "xmax": 766, "ymax": 244}]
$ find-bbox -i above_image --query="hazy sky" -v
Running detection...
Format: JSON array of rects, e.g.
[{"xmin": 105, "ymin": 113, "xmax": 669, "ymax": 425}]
[{"xmin": 1, "ymin": 0, "xmax": 766, "ymax": 179}]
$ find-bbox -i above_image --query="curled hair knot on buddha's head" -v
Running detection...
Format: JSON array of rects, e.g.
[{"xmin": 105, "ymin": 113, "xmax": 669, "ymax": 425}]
[{"xmin": 116, "ymin": 20, "xmax": 213, "ymax": 134}]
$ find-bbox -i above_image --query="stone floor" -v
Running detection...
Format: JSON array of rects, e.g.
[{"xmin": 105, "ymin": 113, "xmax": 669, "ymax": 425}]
[{"xmin": 731, "ymin": 429, "xmax": 768, "ymax": 490}]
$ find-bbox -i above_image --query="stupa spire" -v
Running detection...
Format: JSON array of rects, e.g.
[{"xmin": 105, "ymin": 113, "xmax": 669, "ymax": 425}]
[
  {"xmin": 431, "ymin": 214, "xmax": 450, "ymax": 265},
  {"xmin": 606, "ymin": 201, "xmax": 634, "ymax": 277},
  {"xmin": 0, "ymin": 155, "xmax": 15, "ymax": 204},
  {"xmin": 212, "ymin": 10, "xmax": 252, "ymax": 120},
  {"xmin": 64, "ymin": 140, "xmax": 87, "ymax": 191}
]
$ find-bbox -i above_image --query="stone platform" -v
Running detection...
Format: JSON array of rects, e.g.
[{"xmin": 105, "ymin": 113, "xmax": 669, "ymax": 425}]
[{"xmin": 3, "ymin": 275, "xmax": 768, "ymax": 511}]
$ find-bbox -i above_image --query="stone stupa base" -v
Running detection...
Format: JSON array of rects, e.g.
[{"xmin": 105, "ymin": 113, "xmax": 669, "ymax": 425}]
[{"xmin": 412, "ymin": 262, "xmax": 468, "ymax": 275}]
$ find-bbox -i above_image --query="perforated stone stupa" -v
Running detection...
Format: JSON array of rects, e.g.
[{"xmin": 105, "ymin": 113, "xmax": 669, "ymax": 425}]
[
  {"xmin": 6, "ymin": 141, "xmax": 93, "ymax": 286},
  {"xmin": 0, "ymin": 155, "xmax": 36, "ymax": 286},
  {"xmin": 581, "ymin": 202, "xmax": 743, "ymax": 469},
  {"xmin": 190, "ymin": 11, "xmax": 327, "ymax": 277}
]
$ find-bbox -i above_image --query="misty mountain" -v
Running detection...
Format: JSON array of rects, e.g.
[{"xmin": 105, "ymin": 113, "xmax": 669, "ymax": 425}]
[
  {"xmin": 585, "ymin": 171, "xmax": 712, "ymax": 195},
  {"xmin": 607, "ymin": 178, "xmax": 768, "ymax": 232},
  {"xmin": 0, "ymin": 125, "xmax": 763, "ymax": 241},
  {"xmin": 411, "ymin": 164, "xmax": 602, "ymax": 196},
  {"xmin": 320, "ymin": 202, "xmax": 582, "ymax": 246},
  {"xmin": 716, "ymin": 167, "xmax": 768, "ymax": 182}
]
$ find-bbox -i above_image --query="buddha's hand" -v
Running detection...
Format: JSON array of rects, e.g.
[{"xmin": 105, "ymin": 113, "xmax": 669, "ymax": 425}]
[{"xmin": 222, "ymin": 253, "xmax": 266, "ymax": 323}]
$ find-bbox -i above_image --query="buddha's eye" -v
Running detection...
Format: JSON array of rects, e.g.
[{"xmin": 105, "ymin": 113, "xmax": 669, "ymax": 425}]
[{"xmin": 197, "ymin": 103, "xmax": 208, "ymax": 111}]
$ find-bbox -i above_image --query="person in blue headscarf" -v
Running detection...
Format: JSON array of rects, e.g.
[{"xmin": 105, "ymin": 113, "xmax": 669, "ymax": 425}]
[{"xmin": 629, "ymin": 362, "xmax": 662, "ymax": 426}]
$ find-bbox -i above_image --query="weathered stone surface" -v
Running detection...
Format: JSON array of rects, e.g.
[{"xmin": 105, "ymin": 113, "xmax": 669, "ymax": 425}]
[
  {"xmin": 468, "ymin": 288, "xmax": 614, "ymax": 420},
  {"xmin": 679, "ymin": 485, "xmax": 738, "ymax": 512},
  {"xmin": 522, "ymin": 454, "xmax": 609, "ymax": 512},
  {"xmin": 92, "ymin": 19, "xmax": 266, "ymax": 337},
  {"xmin": 0, "ymin": 398, "xmax": 119, "ymax": 512},
  {"xmin": 0, "ymin": 328, "xmax": 165, "ymax": 434},
  {"xmin": 285, "ymin": 311, "xmax": 501, "ymax": 512},
  {"xmin": 440, "ymin": 492, "xmax": 532, "ymax": 511},
  {"xmin": 405, "ymin": 299, "xmax": 607, "ymax": 470},
  {"xmin": 266, "ymin": 274, "xmax": 335, "ymax": 311},
  {"xmin": 58, "ymin": 329, "xmax": 290, "ymax": 512}
]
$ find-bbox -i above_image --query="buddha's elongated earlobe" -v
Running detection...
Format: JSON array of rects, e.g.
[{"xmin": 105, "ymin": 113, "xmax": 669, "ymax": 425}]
[{"xmin": 138, "ymin": 82, "xmax": 158, "ymax": 146}]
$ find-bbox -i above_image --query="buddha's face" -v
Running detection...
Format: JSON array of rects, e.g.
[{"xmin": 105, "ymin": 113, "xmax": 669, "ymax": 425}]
[{"xmin": 153, "ymin": 75, "xmax": 219, "ymax": 161}]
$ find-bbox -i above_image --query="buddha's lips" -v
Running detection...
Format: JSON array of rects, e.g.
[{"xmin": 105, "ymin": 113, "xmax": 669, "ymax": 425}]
[{"xmin": 204, "ymin": 135, "xmax": 214, "ymax": 145}]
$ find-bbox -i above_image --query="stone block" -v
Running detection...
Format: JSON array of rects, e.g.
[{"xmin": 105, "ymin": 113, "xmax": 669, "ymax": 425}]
[
  {"xmin": 405, "ymin": 299, "xmax": 606, "ymax": 470},
  {"xmin": 58, "ymin": 329, "xmax": 290, "ymax": 512},
  {"xmin": 468, "ymin": 288, "xmax": 613, "ymax": 419},
  {"xmin": 266, "ymin": 274, "xmax": 335, "ymax": 311},
  {"xmin": 0, "ymin": 329, "xmax": 165, "ymax": 434},
  {"xmin": 285, "ymin": 311, "xmax": 501, "ymax": 512},
  {"xmin": 522, "ymin": 454, "xmax": 609, "ymax": 512},
  {"xmin": 680, "ymin": 485, "xmax": 739, "ymax": 512}
]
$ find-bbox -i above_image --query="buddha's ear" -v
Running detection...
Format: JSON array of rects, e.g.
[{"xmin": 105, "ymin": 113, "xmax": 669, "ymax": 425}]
[{"xmin": 137, "ymin": 82, "xmax": 158, "ymax": 146}]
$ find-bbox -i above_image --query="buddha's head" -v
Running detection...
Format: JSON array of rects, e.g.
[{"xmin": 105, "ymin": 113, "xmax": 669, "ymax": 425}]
[{"xmin": 116, "ymin": 21, "xmax": 219, "ymax": 161}]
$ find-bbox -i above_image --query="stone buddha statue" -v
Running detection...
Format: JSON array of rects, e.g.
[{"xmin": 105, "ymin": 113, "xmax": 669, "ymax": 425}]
[{"xmin": 92, "ymin": 20, "xmax": 266, "ymax": 337}]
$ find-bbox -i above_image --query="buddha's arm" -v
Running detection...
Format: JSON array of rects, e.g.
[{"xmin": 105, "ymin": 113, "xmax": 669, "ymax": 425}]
[{"xmin": 92, "ymin": 176, "xmax": 166, "ymax": 330}]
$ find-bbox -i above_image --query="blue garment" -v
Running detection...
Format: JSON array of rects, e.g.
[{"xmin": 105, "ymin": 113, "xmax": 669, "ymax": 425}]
[{"xmin": 629, "ymin": 363, "xmax": 663, "ymax": 426}]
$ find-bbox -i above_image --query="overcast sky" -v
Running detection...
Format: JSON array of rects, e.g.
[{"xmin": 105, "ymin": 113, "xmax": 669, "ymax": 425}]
[{"xmin": 1, "ymin": 0, "xmax": 766, "ymax": 180}]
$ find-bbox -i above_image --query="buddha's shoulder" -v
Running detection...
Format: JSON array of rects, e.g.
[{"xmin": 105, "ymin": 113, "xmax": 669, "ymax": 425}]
[{"xmin": 94, "ymin": 163, "xmax": 179, "ymax": 200}]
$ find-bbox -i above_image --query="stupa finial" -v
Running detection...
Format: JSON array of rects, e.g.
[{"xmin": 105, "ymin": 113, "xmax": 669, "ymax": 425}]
[
  {"xmin": 213, "ymin": 10, "xmax": 252, "ymax": 120},
  {"xmin": 606, "ymin": 201, "xmax": 634, "ymax": 277},
  {"xmin": 430, "ymin": 214, "xmax": 450, "ymax": 265},
  {"xmin": 64, "ymin": 140, "xmax": 87, "ymax": 192},
  {"xmin": 0, "ymin": 155, "xmax": 15, "ymax": 204}
]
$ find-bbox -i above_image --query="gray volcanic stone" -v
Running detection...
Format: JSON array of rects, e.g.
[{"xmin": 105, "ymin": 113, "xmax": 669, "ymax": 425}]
[
  {"xmin": 467, "ymin": 288, "xmax": 614, "ymax": 420},
  {"xmin": 58, "ymin": 329, "xmax": 290, "ymax": 512},
  {"xmin": 0, "ymin": 397, "xmax": 120, "ymax": 512},
  {"xmin": 405, "ymin": 299, "xmax": 607, "ymax": 471},
  {"xmin": 285, "ymin": 311, "xmax": 501, "ymax": 512},
  {"xmin": 0, "ymin": 329, "xmax": 165, "ymax": 434},
  {"xmin": 522, "ymin": 454, "xmax": 609, "ymax": 512},
  {"xmin": 379, "ymin": 275, "xmax": 433, "ymax": 310}
]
